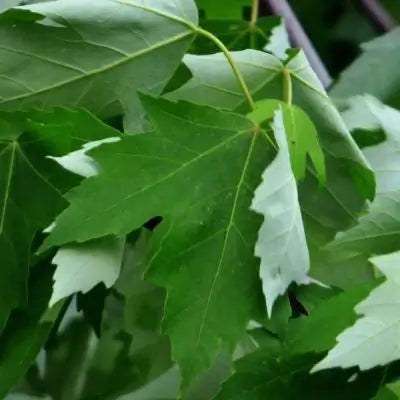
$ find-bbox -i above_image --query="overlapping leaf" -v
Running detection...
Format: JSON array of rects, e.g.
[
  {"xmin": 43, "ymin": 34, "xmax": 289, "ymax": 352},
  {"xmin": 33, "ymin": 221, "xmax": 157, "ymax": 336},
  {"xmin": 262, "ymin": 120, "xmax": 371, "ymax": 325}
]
[
  {"xmin": 314, "ymin": 251, "xmax": 400, "ymax": 372},
  {"xmin": 50, "ymin": 236, "xmax": 125, "ymax": 307},
  {"xmin": 167, "ymin": 49, "xmax": 373, "ymax": 285},
  {"xmin": 249, "ymin": 99, "xmax": 325, "ymax": 184},
  {"xmin": 0, "ymin": 132, "xmax": 65, "ymax": 328},
  {"xmin": 288, "ymin": 283, "xmax": 376, "ymax": 355},
  {"xmin": 0, "ymin": 0, "xmax": 198, "ymax": 130},
  {"xmin": 41, "ymin": 96, "xmax": 275, "ymax": 388},
  {"xmin": 0, "ymin": 262, "xmax": 62, "ymax": 398},
  {"xmin": 168, "ymin": 49, "xmax": 371, "ymax": 182},
  {"xmin": 168, "ymin": 48, "xmax": 373, "ymax": 206},
  {"xmin": 329, "ymin": 97, "xmax": 400, "ymax": 255},
  {"xmin": 214, "ymin": 352, "xmax": 380, "ymax": 400},
  {"xmin": 0, "ymin": 107, "xmax": 119, "ymax": 328},
  {"xmin": 251, "ymin": 108, "xmax": 310, "ymax": 314}
]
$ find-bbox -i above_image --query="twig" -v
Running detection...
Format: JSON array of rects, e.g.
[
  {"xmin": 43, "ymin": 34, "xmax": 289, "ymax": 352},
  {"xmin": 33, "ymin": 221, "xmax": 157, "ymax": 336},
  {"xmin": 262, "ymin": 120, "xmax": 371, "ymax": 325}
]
[
  {"xmin": 264, "ymin": 0, "xmax": 332, "ymax": 88},
  {"xmin": 359, "ymin": 0, "xmax": 396, "ymax": 32}
]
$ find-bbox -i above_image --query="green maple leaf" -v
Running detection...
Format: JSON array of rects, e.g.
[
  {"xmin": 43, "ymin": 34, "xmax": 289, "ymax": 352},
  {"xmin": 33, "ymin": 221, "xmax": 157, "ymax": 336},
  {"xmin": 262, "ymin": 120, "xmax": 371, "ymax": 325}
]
[
  {"xmin": 313, "ymin": 251, "xmax": 400, "ymax": 372},
  {"xmin": 0, "ymin": 0, "xmax": 198, "ymax": 130},
  {"xmin": 168, "ymin": 48, "xmax": 372, "ymax": 195},
  {"xmin": 167, "ymin": 49, "xmax": 372, "ymax": 290},
  {"xmin": 41, "ymin": 96, "xmax": 275, "ymax": 388},
  {"xmin": 167, "ymin": 49, "xmax": 374, "ymax": 239}
]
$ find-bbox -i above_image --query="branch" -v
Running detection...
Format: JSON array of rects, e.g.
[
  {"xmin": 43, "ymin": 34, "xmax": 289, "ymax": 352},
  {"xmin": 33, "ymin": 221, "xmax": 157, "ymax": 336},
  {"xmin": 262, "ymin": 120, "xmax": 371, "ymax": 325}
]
[
  {"xmin": 264, "ymin": 0, "xmax": 332, "ymax": 89},
  {"xmin": 358, "ymin": 0, "xmax": 396, "ymax": 32}
]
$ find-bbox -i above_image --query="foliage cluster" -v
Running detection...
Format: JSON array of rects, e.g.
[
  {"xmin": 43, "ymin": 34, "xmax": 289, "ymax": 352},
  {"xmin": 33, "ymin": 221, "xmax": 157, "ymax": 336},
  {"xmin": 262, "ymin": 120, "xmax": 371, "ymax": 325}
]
[{"xmin": 1, "ymin": 0, "xmax": 400, "ymax": 399}]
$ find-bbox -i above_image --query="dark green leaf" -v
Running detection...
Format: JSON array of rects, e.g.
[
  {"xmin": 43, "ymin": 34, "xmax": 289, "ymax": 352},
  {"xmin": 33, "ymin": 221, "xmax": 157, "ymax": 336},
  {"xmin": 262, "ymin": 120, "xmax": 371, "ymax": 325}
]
[
  {"xmin": 214, "ymin": 352, "xmax": 380, "ymax": 400},
  {"xmin": 0, "ymin": 107, "xmax": 120, "ymax": 326},
  {"xmin": 41, "ymin": 96, "xmax": 274, "ymax": 388},
  {"xmin": 0, "ymin": 262, "xmax": 61, "ymax": 398},
  {"xmin": 196, "ymin": 0, "xmax": 249, "ymax": 20},
  {"xmin": 0, "ymin": 136, "xmax": 65, "ymax": 326},
  {"xmin": 288, "ymin": 283, "xmax": 377, "ymax": 355}
]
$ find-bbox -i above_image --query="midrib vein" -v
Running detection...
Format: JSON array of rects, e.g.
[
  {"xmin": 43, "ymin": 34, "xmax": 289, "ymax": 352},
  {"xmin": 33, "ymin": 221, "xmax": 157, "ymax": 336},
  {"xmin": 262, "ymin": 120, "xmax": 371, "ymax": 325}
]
[
  {"xmin": 0, "ymin": 144, "xmax": 16, "ymax": 235},
  {"xmin": 196, "ymin": 132, "xmax": 257, "ymax": 345},
  {"xmin": 1, "ymin": 31, "xmax": 192, "ymax": 104}
]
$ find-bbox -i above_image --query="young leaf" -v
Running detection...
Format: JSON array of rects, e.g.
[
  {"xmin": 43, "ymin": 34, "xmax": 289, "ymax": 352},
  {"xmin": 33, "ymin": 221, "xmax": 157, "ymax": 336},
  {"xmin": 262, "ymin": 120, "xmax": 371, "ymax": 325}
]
[
  {"xmin": 313, "ymin": 251, "xmax": 400, "ymax": 372},
  {"xmin": 0, "ymin": 0, "xmax": 198, "ymax": 130},
  {"xmin": 41, "ymin": 96, "xmax": 274, "ymax": 388},
  {"xmin": 282, "ymin": 105, "xmax": 326, "ymax": 185},
  {"xmin": 249, "ymin": 100, "xmax": 325, "ymax": 185},
  {"xmin": 251, "ymin": 108, "xmax": 310, "ymax": 315},
  {"xmin": 50, "ymin": 236, "xmax": 125, "ymax": 307}
]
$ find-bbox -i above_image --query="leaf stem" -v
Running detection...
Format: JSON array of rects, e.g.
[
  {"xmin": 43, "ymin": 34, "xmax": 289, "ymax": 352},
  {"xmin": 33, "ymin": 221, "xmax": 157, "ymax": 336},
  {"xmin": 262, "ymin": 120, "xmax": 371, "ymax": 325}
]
[
  {"xmin": 250, "ymin": 0, "xmax": 259, "ymax": 49},
  {"xmin": 283, "ymin": 68, "xmax": 292, "ymax": 105},
  {"xmin": 251, "ymin": 0, "xmax": 259, "ymax": 26},
  {"xmin": 196, "ymin": 27, "xmax": 256, "ymax": 110}
]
